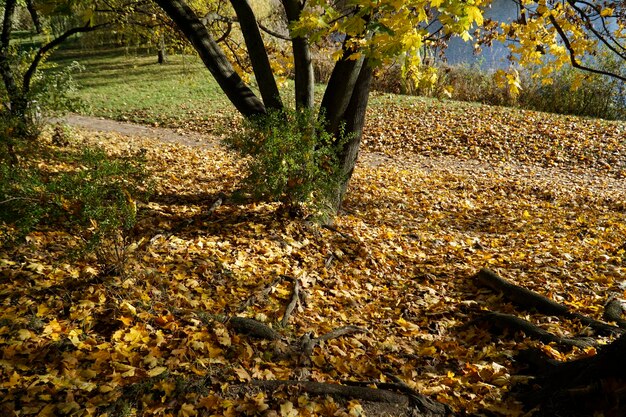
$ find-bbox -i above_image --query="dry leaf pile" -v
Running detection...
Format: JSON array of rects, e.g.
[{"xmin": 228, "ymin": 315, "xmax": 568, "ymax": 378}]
[{"xmin": 1, "ymin": 104, "xmax": 626, "ymax": 416}]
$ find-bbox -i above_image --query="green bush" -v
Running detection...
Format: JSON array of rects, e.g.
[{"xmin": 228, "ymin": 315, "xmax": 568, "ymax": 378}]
[
  {"xmin": 224, "ymin": 109, "xmax": 344, "ymax": 215},
  {"xmin": 0, "ymin": 139, "xmax": 150, "ymax": 272},
  {"xmin": 30, "ymin": 60, "xmax": 87, "ymax": 115},
  {"xmin": 519, "ymin": 54, "xmax": 626, "ymax": 120}
]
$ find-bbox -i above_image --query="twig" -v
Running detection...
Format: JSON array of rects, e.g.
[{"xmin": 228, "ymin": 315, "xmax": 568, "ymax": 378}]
[
  {"xmin": 322, "ymin": 224, "xmax": 356, "ymax": 241},
  {"xmin": 0, "ymin": 196, "xmax": 38, "ymax": 204}
]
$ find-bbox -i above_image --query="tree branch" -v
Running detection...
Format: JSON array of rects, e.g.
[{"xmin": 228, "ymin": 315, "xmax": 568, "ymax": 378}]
[
  {"xmin": 566, "ymin": 0, "xmax": 626, "ymax": 61},
  {"xmin": 155, "ymin": 0, "xmax": 266, "ymax": 117},
  {"xmin": 549, "ymin": 14, "xmax": 626, "ymax": 82},
  {"xmin": 23, "ymin": 22, "xmax": 110, "ymax": 96},
  {"xmin": 230, "ymin": 0, "xmax": 283, "ymax": 110}
]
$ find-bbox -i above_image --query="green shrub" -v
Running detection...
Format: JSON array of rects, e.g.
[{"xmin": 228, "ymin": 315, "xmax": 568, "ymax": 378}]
[
  {"xmin": 0, "ymin": 139, "xmax": 150, "ymax": 272},
  {"xmin": 519, "ymin": 54, "xmax": 626, "ymax": 120},
  {"xmin": 30, "ymin": 60, "xmax": 87, "ymax": 116},
  {"xmin": 224, "ymin": 109, "xmax": 344, "ymax": 215}
]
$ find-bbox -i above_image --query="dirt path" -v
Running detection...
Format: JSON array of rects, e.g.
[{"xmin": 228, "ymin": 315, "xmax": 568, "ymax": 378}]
[
  {"xmin": 63, "ymin": 114, "xmax": 626, "ymax": 207},
  {"xmin": 64, "ymin": 114, "xmax": 222, "ymax": 150}
]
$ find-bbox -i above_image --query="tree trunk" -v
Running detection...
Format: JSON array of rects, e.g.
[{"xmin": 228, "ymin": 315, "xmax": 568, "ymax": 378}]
[
  {"xmin": 158, "ymin": 33, "xmax": 167, "ymax": 64},
  {"xmin": 26, "ymin": 0, "xmax": 43, "ymax": 34},
  {"xmin": 0, "ymin": 0, "xmax": 22, "ymax": 111},
  {"xmin": 155, "ymin": 0, "xmax": 266, "ymax": 118},
  {"xmin": 319, "ymin": 42, "xmax": 365, "ymax": 135},
  {"xmin": 331, "ymin": 61, "xmax": 372, "ymax": 212},
  {"xmin": 517, "ymin": 333, "xmax": 626, "ymax": 416},
  {"xmin": 282, "ymin": 0, "xmax": 314, "ymax": 111},
  {"xmin": 230, "ymin": 0, "xmax": 283, "ymax": 111},
  {"xmin": 155, "ymin": 0, "xmax": 372, "ymax": 215}
]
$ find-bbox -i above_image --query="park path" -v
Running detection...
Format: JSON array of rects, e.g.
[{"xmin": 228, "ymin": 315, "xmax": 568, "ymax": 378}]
[{"xmin": 63, "ymin": 114, "xmax": 626, "ymax": 208}]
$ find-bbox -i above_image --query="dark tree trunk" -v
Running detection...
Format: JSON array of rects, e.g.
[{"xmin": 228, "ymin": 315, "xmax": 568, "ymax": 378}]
[
  {"xmin": 231, "ymin": 0, "xmax": 283, "ymax": 111},
  {"xmin": 158, "ymin": 33, "xmax": 167, "ymax": 64},
  {"xmin": 26, "ymin": 0, "xmax": 43, "ymax": 34},
  {"xmin": 282, "ymin": 0, "xmax": 314, "ymax": 111},
  {"xmin": 517, "ymin": 333, "xmax": 626, "ymax": 417},
  {"xmin": 331, "ymin": 61, "xmax": 372, "ymax": 212},
  {"xmin": 0, "ymin": 0, "xmax": 22, "ymax": 111},
  {"xmin": 319, "ymin": 42, "xmax": 365, "ymax": 135},
  {"xmin": 155, "ymin": 0, "xmax": 266, "ymax": 117},
  {"xmin": 155, "ymin": 0, "xmax": 373, "ymax": 214}
]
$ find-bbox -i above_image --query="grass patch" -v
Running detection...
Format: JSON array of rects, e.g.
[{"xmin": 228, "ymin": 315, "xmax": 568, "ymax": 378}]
[{"xmin": 50, "ymin": 46, "xmax": 234, "ymax": 127}]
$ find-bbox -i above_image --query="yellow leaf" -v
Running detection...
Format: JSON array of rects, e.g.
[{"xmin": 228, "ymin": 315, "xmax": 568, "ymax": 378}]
[
  {"xmin": 121, "ymin": 301, "xmax": 137, "ymax": 315},
  {"xmin": 348, "ymin": 399, "xmax": 365, "ymax": 416},
  {"xmin": 466, "ymin": 6, "xmax": 484, "ymax": 26},
  {"xmin": 17, "ymin": 329, "xmax": 32, "ymax": 341},
  {"xmin": 280, "ymin": 401, "xmax": 298, "ymax": 417},
  {"xmin": 234, "ymin": 366, "xmax": 251, "ymax": 382},
  {"xmin": 600, "ymin": 7, "xmax": 613, "ymax": 17},
  {"xmin": 178, "ymin": 403, "xmax": 197, "ymax": 417},
  {"xmin": 148, "ymin": 366, "xmax": 167, "ymax": 377}
]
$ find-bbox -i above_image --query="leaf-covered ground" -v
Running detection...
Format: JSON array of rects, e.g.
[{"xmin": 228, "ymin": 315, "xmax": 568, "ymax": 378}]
[{"xmin": 1, "ymin": 102, "xmax": 626, "ymax": 416}]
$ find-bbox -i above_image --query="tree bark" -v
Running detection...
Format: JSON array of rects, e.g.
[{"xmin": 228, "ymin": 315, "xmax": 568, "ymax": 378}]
[
  {"xmin": 517, "ymin": 333, "xmax": 626, "ymax": 417},
  {"xmin": 0, "ymin": 0, "xmax": 23, "ymax": 114},
  {"xmin": 282, "ymin": 0, "xmax": 314, "ymax": 111},
  {"xmin": 158, "ymin": 32, "xmax": 167, "ymax": 64},
  {"xmin": 230, "ymin": 0, "xmax": 283, "ymax": 111},
  {"xmin": 155, "ymin": 0, "xmax": 266, "ymax": 118},
  {"xmin": 26, "ymin": 0, "xmax": 43, "ymax": 34},
  {"xmin": 319, "ymin": 44, "xmax": 365, "ymax": 135},
  {"xmin": 332, "ymin": 60, "xmax": 372, "ymax": 211}
]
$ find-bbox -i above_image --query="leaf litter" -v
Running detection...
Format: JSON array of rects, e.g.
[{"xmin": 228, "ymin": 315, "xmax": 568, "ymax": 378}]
[{"xmin": 1, "ymin": 101, "xmax": 626, "ymax": 416}]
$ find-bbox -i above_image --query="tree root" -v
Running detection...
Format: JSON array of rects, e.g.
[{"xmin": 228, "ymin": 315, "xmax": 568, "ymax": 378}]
[
  {"xmin": 514, "ymin": 334, "xmax": 626, "ymax": 416},
  {"xmin": 281, "ymin": 276, "xmax": 302, "ymax": 326},
  {"xmin": 238, "ymin": 275, "xmax": 286, "ymax": 313},
  {"xmin": 473, "ymin": 311, "xmax": 597, "ymax": 348},
  {"xmin": 228, "ymin": 316, "xmax": 281, "ymax": 340},
  {"xmin": 603, "ymin": 298, "xmax": 626, "ymax": 329},
  {"xmin": 250, "ymin": 379, "xmax": 454, "ymax": 416},
  {"xmin": 472, "ymin": 268, "xmax": 626, "ymax": 416},
  {"xmin": 474, "ymin": 268, "xmax": 623, "ymax": 336}
]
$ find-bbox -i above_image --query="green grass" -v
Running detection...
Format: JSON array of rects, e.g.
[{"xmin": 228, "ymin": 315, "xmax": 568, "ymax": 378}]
[
  {"xmin": 50, "ymin": 46, "xmax": 235, "ymax": 127},
  {"xmin": 46, "ymin": 44, "xmax": 394, "ymax": 130}
]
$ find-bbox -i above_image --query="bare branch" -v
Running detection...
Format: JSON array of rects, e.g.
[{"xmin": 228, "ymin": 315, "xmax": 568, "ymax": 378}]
[{"xmin": 566, "ymin": 0, "xmax": 626, "ymax": 60}]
